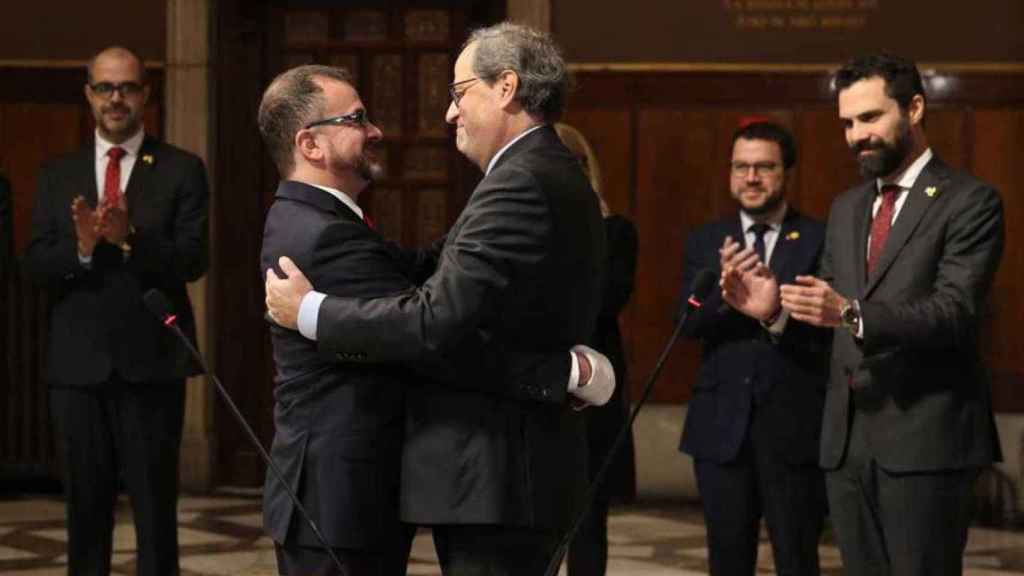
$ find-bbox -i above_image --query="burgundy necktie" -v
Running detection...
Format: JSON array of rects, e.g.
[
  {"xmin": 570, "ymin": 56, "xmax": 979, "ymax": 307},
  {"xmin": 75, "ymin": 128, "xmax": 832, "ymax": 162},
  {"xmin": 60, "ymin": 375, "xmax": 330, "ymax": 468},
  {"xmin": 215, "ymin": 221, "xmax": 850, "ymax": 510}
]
[
  {"xmin": 104, "ymin": 146, "xmax": 126, "ymax": 207},
  {"xmin": 363, "ymin": 213, "xmax": 376, "ymax": 230},
  {"xmin": 867, "ymin": 184, "xmax": 900, "ymax": 277}
]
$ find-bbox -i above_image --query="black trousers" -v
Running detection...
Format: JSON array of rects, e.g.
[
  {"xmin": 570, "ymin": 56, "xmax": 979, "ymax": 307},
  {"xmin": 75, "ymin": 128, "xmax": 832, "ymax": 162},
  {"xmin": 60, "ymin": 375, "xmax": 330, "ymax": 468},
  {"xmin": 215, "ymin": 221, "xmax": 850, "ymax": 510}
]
[
  {"xmin": 431, "ymin": 524, "xmax": 560, "ymax": 576},
  {"xmin": 50, "ymin": 378, "xmax": 185, "ymax": 576},
  {"xmin": 826, "ymin": 397, "xmax": 979, "ymax": 576},
  {"xmin": 274, "ymin": 525, "xmax": 414, "ymax": 576},
  {"xmin": 567, "ymin": 498, "xmax": 610, "ymax": 576},
  {"xmin": 694, "ymin": 418, "xmax": 826, "ymax": 576}
]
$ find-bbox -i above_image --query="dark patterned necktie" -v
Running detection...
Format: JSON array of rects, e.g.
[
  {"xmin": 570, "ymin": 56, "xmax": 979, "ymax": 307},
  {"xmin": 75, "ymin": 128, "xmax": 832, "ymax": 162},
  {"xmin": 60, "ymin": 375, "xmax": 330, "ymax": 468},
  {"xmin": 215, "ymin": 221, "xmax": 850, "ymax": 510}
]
[
  {"xmin": 867, "ymin": 184, "xmax": 900, "ymax": 277},
  {"xmin": 749, "ymin": 222, "xmax": 770, "ymax": 264},
  {"xmin": 104, "ymin": 146, "xmax": 126, "ymax": 207}
]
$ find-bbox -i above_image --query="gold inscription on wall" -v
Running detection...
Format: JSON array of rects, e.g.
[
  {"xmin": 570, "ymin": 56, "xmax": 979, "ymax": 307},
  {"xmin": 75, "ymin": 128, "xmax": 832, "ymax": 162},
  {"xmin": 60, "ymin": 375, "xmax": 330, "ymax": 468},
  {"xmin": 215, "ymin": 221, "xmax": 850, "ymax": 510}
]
[{"xmin": 725, "ymin": 0, "xmax": 879, "ymax": 31}]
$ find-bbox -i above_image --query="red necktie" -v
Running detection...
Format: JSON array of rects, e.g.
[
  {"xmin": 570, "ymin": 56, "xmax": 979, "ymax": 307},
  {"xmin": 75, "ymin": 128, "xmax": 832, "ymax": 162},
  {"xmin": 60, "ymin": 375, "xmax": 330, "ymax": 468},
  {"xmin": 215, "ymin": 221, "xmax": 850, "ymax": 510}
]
[
  {"xmin": 867, "ymin": 184, "xmax": 900, "ymax": 277},
  {"xmin": 104, "ymin": 146, "xmax": 126, "ymax": 207},
  {"xmin": 363, "ymin": 213, "xmax": 376, "ymax": 230}
]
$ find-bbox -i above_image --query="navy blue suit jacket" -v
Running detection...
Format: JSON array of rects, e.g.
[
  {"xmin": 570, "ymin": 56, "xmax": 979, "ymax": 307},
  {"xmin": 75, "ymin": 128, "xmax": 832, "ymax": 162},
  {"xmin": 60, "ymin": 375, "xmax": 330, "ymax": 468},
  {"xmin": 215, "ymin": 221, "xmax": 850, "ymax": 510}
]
[{"xmin": 679, "ymin": 208, "xmax": 829, "ymax": 465}]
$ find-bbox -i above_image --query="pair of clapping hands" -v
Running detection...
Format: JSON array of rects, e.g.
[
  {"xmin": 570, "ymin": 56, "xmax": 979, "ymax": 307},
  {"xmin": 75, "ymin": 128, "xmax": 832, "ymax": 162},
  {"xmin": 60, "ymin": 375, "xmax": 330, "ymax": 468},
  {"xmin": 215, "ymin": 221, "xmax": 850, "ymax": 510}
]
[
  {"xmin": 718, "ymin": 236, "xmax": 847, "ymax": 328},
  {"xmin": 72, "ymin": 195, "xmax": 131, "ymax": 257}
]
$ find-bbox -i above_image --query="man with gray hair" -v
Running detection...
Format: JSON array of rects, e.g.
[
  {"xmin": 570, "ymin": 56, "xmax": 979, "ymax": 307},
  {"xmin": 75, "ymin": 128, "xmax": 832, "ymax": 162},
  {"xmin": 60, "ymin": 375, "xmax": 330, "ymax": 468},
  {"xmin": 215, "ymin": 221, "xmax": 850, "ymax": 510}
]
[{"xmin": 266, "ymin": 22, "xmax": 608, "ymax": 574}]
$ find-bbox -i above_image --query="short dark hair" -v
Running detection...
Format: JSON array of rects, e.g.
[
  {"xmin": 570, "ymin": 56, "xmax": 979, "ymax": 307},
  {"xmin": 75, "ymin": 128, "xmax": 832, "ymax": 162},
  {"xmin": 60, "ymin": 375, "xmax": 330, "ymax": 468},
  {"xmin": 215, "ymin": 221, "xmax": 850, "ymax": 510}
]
[
  {"xmin": 731, "ymin": 121, "xmax": 797, "ymax": 171},
  {"xmin": 257, "ymin": 65, "xmax": 354, "ymax": 176},
  {"xmin": 466, "ymin": 22, "xmax": 569, "ymax": 123},
  {"xmin": 833, "ymin": 53, "xmax": 926, "ymax": 112}
]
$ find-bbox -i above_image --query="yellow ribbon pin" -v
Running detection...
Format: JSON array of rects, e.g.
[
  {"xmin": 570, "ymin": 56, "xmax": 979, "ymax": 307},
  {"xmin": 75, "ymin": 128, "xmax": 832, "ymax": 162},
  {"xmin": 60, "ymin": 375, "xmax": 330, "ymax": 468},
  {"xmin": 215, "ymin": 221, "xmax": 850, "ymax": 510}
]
[
  {"xmin": 786, "ymin": 231, "xmax": 800, "ymax": 240},
  {"xmin": 924, "ymin": 186, "xmax": 937, "ymax": 197},
  {"xmin": 142, "ymin": 154, "xmax": 154, "ymax": 165}
]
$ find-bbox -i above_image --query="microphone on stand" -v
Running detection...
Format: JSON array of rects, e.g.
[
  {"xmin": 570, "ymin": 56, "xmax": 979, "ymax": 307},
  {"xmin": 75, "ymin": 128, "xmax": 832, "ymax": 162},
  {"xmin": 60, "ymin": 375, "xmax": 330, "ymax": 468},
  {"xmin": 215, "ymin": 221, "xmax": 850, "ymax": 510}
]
[
  {"xmin": 542, "ymin": 268, "xmax": 718, "ymax": 576},
  {"xmin": 143, "ymin": 289, "xmax": 349, "ymax": 576}
]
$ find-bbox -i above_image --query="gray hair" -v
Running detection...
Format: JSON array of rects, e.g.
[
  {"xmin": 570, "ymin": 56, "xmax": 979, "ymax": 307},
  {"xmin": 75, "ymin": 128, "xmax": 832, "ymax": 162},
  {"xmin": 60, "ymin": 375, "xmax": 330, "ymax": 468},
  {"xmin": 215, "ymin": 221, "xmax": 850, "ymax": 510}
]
[
  {"xmin": 257, "ymin": 65, "xmax": 353, "ymax": 176},
  {"xmin": 466, "ymin": 22, "xmax": 569, "ymax": 123}
]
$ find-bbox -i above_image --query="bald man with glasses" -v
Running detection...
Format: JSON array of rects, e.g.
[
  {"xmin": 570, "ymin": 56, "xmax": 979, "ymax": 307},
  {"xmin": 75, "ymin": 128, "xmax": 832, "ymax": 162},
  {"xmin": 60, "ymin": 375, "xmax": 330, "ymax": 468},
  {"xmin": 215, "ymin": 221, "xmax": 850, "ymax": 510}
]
[{"xmin": 25, "ymin": 45, "xmax": 209, "ymax": 576}]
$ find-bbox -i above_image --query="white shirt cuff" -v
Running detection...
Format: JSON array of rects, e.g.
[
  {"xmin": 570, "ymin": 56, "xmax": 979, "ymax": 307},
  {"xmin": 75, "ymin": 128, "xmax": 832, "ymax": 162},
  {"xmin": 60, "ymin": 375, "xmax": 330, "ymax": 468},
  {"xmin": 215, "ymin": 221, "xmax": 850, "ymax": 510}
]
[
  {"xmin": 762, "ymin": 308, "xmax": 789, "ymax": 335},
  {"xmin": 297, "ymin": 291, "xmax": 327, "ymax": 341},
  {"xmin": 78, "ymin": 253, "xmax": 92, "ymax": 268},
  {"xmin": 568, "ymin": 350, "xmax": 581, "ymax": 390},
  {"xmin": 568, "ymin": 344, "xmax": 615, "ymax": 406}
]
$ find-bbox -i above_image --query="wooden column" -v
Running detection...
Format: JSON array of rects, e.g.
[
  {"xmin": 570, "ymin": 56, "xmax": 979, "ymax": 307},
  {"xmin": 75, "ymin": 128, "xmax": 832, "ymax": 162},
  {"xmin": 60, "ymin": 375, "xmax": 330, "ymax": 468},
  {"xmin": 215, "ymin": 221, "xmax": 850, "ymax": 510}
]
[{"xmin": 165, "ymin": 0, "xmax": 214, "ymax": 492}]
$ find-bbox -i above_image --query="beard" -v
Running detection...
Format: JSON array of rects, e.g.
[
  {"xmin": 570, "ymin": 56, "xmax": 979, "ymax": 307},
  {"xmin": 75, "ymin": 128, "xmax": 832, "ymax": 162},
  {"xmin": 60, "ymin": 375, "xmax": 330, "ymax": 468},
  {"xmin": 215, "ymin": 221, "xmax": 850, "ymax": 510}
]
[
  {"xmin": 96, "ymin": 103, "xmax": 141, "ymax": 140},
  {"xmin": 737, "ymin": 186, "xmax": 785, "ymax": 217},
  {"xmin": 356, "ymin": 150, "xmax": 384, "ymax": 183},
  {"xmin": 851, "ymin": 120, "xmax": 912, "ymax": 179}
]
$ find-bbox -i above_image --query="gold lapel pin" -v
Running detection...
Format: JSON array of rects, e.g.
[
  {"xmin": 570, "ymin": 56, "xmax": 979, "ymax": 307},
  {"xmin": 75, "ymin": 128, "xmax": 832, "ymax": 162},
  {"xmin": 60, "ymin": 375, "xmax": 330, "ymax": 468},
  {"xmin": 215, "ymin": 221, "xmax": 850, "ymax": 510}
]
[
  {"xmin": 142, "ymin": 154, "xmax": 154, "ymax": 165},
  {"xmin": 924, "ymin": 186, "xmax": 938, "ymax": 197},
  {"xmin": 786, "ymin": 231, "xmax": 800, "ymax": 240}
]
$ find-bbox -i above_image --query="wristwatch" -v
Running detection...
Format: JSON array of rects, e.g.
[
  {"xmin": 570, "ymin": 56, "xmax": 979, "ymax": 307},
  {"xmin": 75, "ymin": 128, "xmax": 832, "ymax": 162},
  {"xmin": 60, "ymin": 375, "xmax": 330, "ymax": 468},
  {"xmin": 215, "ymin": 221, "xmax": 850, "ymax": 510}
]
[{"xmin": 840, "ymin": 299, "xmax": 861, "ymax": 335}]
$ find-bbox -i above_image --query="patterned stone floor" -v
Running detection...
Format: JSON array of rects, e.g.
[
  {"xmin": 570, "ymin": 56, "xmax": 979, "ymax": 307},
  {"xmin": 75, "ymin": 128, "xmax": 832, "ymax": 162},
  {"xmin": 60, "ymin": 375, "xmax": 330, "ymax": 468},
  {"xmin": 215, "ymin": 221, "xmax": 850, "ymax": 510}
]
[{"xmin": 2, "ymin": 489, "xmax": 1023, "ymax": 575}]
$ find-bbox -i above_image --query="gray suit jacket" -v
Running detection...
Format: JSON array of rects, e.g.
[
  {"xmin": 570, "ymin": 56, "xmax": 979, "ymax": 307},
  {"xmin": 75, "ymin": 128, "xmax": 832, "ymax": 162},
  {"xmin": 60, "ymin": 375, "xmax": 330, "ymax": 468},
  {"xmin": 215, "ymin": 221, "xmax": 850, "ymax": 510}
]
[
  {"xmin": 819, "ymin": 155, "xmax": 1004, "ymax": 472},
  {"xmin": 314, "ymin": 125, "xmax": 607, "ymax": 529}
]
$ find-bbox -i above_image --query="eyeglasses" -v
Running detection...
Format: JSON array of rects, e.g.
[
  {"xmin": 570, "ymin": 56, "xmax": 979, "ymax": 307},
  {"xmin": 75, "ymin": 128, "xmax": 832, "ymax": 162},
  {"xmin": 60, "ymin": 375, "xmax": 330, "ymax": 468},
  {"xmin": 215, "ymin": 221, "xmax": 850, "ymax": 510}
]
[
  {"xmin": 448, "ymin": 77, "xmax": 480, "ymax": 107},
  {"xmin": 304, "ymin": 109, "xmax": 372, "ymax": 130},
  {"xmin": 730, "ymin": 161, "xmax": 781, "ymax": 177},
  {"xmin": 89, "ymin": 82, "xmax": 145, "ymax": 98}
]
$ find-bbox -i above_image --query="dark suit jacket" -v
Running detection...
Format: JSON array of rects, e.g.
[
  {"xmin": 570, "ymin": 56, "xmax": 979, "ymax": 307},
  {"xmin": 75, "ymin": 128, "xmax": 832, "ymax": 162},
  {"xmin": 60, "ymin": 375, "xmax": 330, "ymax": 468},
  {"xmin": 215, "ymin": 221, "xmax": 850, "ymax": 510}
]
[
  {"xmin": 313, "ymin": 125, "xmax": 607, "ymax": 530},
  {"xmin": 585, "ymin": 215, "xmax": 637, "ymax": 502},
  {"xmin": 819, "ymin": 156, "xmax": 1004, "ymax": 472},
  {"xmin": 679, "ymin": 208, "xmax": 829, "ymax": 465},
  {"xmin": 25, "ymin": 137, "xmax": 208, "ymax": 387},
  {"xmin": 0, "ymin": 175, "xmax": 11, "ymax": 285},
  {"xmin": 260, "ymin": 180, "xmax": 411, "ymax": 549}
]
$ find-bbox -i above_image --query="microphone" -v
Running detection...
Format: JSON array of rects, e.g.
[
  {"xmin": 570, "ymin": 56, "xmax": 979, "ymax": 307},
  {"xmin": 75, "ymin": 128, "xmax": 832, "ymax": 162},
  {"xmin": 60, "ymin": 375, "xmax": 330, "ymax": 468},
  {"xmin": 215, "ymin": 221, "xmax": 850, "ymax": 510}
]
[
  {"xmin": 542, "ymin": 269, "xmax": 717, "ymax": 576},
  {"xmin": 143, "ymin": 289, "xmax": 349, "ymax": 576}
]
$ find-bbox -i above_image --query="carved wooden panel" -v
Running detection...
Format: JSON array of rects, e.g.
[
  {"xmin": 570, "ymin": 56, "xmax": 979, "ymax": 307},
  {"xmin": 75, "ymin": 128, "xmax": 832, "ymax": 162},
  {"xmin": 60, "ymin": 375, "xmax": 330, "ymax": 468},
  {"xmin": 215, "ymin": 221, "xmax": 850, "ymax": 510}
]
[
  {"xmin": 417, "ymin": 53, "xmax": 450, "ymax": 137},
  {"xmin": 416, "ymin": 188, "xmax": 448, "ymax": 246},
  {"xmin": 371, "ymin": 54, "xmax": 402, "ymax": 137}
]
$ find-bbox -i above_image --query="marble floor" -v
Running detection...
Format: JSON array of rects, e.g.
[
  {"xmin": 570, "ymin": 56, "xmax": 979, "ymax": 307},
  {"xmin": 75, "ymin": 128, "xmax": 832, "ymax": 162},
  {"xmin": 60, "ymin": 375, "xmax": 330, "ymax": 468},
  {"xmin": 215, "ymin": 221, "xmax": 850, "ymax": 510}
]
[{"xmin": 1, "ymin": 490, "xmax": 1024, "ymax": 575}]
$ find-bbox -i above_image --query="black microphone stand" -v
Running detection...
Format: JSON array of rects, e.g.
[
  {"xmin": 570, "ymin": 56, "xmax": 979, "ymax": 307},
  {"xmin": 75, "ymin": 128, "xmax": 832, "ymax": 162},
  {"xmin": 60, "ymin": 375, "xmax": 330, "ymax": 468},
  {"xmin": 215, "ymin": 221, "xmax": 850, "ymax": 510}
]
[
  {"xmin": 144, "ymin": 290, "xmax": 349, "ymax": 576},
  {"xmin": 542, "ymin": 270, "xmax": 716, "ymax": 576}
]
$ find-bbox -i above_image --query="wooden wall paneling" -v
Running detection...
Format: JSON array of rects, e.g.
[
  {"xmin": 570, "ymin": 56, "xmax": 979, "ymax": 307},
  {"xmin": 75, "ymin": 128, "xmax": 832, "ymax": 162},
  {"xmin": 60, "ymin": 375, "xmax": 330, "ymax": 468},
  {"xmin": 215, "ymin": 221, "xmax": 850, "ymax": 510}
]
[
  {"xmin": 925, "ymin": 107, "xmax": 968, "ymax": 169},
  {"xmin": 793, "ymin": 107, "xmax": 857, "ymax": 221},
  {"xmin": 633, "ymin": 109, "xmax": 721, "ymax": 403},
  {"xmin": 972, "ymin": 108, "xmax": 1024, "ymax": 411}
]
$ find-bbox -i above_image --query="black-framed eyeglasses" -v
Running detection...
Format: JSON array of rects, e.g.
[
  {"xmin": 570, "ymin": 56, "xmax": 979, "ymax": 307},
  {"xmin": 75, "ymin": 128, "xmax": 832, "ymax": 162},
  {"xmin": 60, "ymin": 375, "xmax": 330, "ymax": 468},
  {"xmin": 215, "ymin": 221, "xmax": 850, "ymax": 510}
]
[
  {"xmin": 89, "ymin": 82, "xmax": 145, "ymax": 98},
  {"xmin": 448, "ymin": 77, "xmax": 480, "ymax": 107},
  {"xmin": 730, "ymin": 161, "xmax": 780, "ymax": 177},
  {"xmin": 304, "ymin": 109, "xmax": 371, "ymax": 130}
]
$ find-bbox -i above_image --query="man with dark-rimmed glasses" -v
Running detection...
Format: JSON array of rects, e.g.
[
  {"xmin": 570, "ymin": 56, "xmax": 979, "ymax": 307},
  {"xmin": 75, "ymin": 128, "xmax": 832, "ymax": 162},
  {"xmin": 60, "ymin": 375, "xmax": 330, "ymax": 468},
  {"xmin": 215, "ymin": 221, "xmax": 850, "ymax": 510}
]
[
  {"xmin": 26, "ymin": 45, "xmax": 209, "ymax": 576},
  {"xmin": 265, "ymin": 22, "xmax": 610, "ymax": 574}
]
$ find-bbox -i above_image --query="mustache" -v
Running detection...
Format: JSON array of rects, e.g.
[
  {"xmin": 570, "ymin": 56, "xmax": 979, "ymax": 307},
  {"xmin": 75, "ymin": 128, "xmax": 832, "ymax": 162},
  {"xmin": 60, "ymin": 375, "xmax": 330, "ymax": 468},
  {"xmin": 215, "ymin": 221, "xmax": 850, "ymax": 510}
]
[
  {"xmin": 102, "ymin": 104, "xmax": 131, "ymax": 114},
  {"xmin": 851, "ymin": 139, "xmax": 885, "ymax": 154}
]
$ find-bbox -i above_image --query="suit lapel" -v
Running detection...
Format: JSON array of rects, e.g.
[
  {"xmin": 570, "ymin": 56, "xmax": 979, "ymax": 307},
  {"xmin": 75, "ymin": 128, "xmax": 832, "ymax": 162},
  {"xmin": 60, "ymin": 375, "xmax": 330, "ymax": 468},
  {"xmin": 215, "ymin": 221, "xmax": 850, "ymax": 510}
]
[
  {"xmin": 769, "ymin": 209, "xmax": 799, "ymax": 280},
  {"xmin": 81, "ymin": 145, "xmax": 100, "ymax": 207},
  {"xmin": 123, "ymin": 137, "xmax": 156, "ymax": 216},
  {"xmin": 865, "ymin": 158, "xmax": 949, "ymax": 296},
  {"xmin": 850, "ymin": 183, "xmax": 874, "ymax": 295}
]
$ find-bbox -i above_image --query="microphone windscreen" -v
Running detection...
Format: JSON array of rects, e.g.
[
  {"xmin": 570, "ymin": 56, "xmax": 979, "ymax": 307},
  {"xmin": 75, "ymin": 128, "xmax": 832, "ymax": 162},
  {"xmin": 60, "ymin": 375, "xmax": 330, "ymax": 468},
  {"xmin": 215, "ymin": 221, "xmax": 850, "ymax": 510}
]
[
  {"xmin": 143, "ymin": 289, "xmax": 174, "ymax": 319},
  {"xmin": 689, "ymin": 269, "xmax": 717, "ymax": 304}
]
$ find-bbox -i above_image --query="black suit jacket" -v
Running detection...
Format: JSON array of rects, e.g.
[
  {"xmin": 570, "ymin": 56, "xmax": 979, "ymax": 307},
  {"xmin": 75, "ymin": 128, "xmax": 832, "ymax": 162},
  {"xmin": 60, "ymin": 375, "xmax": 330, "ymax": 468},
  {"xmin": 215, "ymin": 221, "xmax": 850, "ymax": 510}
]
[
  {"xmin": 585, "ymin": 215, "xmax": 637, "ymax": 502},
  {"xmin": 25, "ymin": 137, "xmax": 209, "ymax": 387},
  {"xmin": 819, "ymin": 156, "xmax": 1004, "ymax": 472},
  {"xmin": 260, "ymin": 181, "xmax": 411, "ymax": 549},
  {"xmin": 0, "ymin": 175, "xmax": 11, "ymax": 285},
  {"xmin": 679, "ymin": 208, "xmax": 829, "ymax": 465},
  {"xmin": 313, "ymin": 126, "xmax": 607, "ymax": 529}
]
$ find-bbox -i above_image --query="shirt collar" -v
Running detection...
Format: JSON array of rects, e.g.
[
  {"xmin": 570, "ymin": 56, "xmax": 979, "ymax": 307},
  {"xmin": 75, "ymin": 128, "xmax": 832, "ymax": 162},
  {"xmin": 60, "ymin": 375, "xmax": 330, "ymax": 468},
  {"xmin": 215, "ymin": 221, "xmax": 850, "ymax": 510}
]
[
  {"xmin": 95, "ymin": 129, "xmax": 145, "ymax": 159},
  {"xmin": 309, "ymin": 183, "xmax": 364, "ymax": 220},
  {"xmin": 485, "ymin": 124, "xmax": 545, "ymax": 176},
  {"xmin": 739, "ymin": 203, "xmax": 787, "ymax": 234},
  {"xmin": 876, "ymin": 147, "xmax": 933, "ymax": 193}
]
